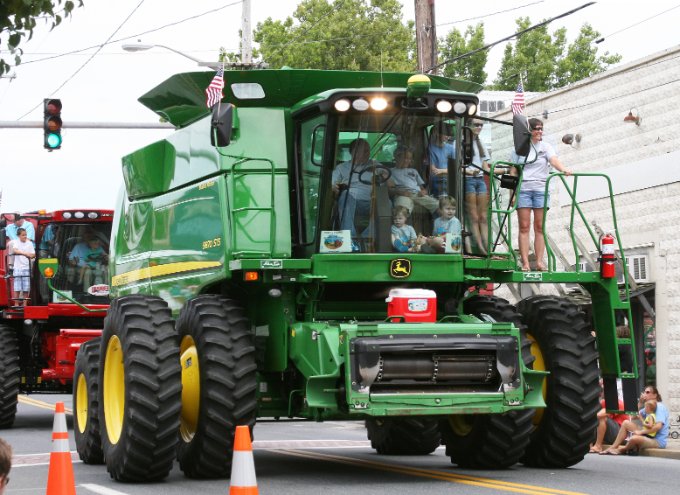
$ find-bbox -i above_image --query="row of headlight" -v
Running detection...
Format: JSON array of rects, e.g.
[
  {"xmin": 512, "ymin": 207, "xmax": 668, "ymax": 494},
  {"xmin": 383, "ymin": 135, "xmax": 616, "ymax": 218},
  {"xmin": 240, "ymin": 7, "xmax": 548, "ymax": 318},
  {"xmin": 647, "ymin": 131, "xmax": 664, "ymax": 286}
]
[
  {"xmin": 62, "ymin": 211, "xmax": 101, "ymax": 219},
  {"xmin": 333, "ymin": 96, "xmax": 477, "ymax": 116}
]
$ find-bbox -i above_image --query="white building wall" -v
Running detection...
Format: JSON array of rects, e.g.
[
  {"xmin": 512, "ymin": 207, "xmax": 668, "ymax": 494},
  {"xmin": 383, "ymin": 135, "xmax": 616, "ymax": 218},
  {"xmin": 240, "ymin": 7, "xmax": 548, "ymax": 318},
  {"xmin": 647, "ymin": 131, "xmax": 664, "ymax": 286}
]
[{"xmin": 491, "ymin": 45, "xmax": 680, "ymax": 417}]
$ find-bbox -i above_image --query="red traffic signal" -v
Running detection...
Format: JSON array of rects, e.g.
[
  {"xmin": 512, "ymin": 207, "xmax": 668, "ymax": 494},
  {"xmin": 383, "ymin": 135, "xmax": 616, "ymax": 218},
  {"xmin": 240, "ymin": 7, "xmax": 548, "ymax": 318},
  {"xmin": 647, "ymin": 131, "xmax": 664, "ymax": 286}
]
[{"xmin": 43, "ymin": 98, "xmax": 63, "ymax": 150}]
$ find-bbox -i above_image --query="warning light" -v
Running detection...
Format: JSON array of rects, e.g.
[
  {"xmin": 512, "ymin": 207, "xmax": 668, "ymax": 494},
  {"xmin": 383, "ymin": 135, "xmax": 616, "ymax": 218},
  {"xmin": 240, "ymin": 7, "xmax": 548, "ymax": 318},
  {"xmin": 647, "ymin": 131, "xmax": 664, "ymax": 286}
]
[
  {"xmin": 243, "ymin": 271, "xmax": 259, "ymax": 282},
  {"xmin": 44, "ymin": 267, "xmax": 54, "ymax": 279},
  {"xmin": 43, "ymin": 98, "xmax": 63, "ymax": 150}
]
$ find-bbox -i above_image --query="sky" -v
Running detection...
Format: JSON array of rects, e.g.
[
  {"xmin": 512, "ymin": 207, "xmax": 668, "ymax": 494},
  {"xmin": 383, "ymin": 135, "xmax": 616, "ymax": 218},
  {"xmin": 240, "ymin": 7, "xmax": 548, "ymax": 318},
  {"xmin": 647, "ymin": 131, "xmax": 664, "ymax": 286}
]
[{"xmin": 1, "ymin": 0, "xmax": 679, "ymax": 213}]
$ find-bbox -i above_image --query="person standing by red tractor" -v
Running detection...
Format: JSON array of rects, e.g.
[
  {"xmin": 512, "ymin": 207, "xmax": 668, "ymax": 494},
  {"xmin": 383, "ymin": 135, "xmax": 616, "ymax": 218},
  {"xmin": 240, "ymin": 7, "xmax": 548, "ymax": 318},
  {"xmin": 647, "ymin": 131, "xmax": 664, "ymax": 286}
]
[{"xmin": 11, "ymin": 228, "xmax": 35, "ymax": 306}]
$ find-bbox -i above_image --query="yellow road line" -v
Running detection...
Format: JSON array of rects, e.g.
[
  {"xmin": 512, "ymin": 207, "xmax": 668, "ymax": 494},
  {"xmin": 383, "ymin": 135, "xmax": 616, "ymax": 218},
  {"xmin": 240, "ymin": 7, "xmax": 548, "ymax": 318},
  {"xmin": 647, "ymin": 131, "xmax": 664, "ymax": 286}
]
[
  {"xmin": 18, "ymin": 396, "xmax": 72, "ymax": 415},
  {"xmin": 274, "ymin": 449, "xmax": 588, "ymax": 495}
]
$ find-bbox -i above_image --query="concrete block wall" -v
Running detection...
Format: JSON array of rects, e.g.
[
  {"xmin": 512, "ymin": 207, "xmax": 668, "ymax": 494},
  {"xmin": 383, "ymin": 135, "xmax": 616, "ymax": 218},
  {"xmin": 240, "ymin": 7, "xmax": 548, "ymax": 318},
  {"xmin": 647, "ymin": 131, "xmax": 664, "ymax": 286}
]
[{"xmin": 491, "ymin": 46, "xmax": 680, "ymax": 419}]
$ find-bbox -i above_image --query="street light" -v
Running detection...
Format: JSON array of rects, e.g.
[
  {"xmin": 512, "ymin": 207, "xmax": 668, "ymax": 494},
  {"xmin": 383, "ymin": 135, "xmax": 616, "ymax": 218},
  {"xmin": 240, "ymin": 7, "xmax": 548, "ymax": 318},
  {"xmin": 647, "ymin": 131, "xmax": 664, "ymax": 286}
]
[{"xmin": 121, "ymin": 42, "xmax": 220, "ymax": 69}]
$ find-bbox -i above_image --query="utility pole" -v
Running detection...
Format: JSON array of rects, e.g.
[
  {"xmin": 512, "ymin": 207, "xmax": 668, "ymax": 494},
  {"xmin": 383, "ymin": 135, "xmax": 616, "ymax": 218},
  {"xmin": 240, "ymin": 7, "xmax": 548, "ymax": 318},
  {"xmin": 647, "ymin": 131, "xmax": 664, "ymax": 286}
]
[
  {"xmin": 414, "ymin": 0, "xmax": 437, "ymax": 74},
  {"xmin": 241, "ymin": 0, "xmax": 253, "ymax": 64}
]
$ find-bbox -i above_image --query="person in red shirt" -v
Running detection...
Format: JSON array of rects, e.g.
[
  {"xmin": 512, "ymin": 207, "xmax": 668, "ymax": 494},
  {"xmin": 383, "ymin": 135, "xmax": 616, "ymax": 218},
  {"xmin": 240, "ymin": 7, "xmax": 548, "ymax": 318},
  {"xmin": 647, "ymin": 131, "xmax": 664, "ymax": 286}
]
[{"xmin": 590, "ymin": 392, "xmax": 628, "ymax": 453}]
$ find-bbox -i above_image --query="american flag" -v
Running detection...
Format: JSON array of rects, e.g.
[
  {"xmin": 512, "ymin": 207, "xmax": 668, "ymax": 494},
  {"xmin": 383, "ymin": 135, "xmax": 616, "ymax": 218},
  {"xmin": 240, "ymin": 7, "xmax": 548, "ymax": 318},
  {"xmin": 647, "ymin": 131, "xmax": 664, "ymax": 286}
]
[
  {"xmin": 511, "ymin": 80, "xmax": 525, "ymax": 115},
  {"xmin": 205, "ymin": 68, "xmax": 224, "ymax": 108}
]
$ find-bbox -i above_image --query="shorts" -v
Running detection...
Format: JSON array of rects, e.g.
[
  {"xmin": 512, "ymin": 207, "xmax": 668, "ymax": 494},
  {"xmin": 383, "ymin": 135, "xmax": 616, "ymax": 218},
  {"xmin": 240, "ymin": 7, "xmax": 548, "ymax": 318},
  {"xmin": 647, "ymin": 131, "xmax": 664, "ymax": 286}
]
[
  {"xmin": 517, "ymin": 189, "xmax": 549, "ymax": 209},
  {"xmin": 465, "ymin": 176, "xmax": 487, "ymax": 194},
  {"xmin": 13, "ymin": 269, "xmax": 30, "ymax": 292}
]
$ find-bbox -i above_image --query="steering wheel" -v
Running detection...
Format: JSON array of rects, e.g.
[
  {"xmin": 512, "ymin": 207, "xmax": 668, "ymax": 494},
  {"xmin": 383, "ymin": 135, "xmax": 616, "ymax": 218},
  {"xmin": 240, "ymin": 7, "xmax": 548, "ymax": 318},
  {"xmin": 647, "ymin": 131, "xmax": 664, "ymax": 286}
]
[{"xmin": 358, "ymin": 164, "xmax": 392, "ymax": 185}]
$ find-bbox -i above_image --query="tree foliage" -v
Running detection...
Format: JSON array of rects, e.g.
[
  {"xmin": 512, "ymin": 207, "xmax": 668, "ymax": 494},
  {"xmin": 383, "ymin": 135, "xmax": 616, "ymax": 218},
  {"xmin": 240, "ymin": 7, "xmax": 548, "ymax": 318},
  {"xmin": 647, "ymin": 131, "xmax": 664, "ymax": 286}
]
[
  {"xmin": 0, "ymin": 1, "xmax": 83, "ymax": 76},
  {"xmin": 438, "ymin": 22, "xmax": 487, "ymax": 85},
  {"xmin": 253, "ymin": 0, "xmax": 414, "ymax": 72},
  {"xmin": 493, "ymin": 18, "xmax": 620, "ymax": 91}
]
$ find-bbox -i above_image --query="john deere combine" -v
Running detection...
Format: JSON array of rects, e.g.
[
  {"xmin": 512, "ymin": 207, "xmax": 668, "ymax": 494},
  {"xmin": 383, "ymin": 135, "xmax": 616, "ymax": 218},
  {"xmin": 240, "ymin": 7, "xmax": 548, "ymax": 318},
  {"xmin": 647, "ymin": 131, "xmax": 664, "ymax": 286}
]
[{"xmin": 72, "ymin": 68, "xmax": 638, "ymax": 480}]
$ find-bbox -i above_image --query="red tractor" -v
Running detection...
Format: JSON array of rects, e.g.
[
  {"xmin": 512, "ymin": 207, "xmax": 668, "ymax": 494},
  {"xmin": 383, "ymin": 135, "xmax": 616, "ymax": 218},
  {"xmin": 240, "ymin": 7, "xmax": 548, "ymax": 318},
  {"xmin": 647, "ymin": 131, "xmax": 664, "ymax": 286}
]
[{"xmin": 0, "ymin": 209, "xmax": 112, "ymax": 427}]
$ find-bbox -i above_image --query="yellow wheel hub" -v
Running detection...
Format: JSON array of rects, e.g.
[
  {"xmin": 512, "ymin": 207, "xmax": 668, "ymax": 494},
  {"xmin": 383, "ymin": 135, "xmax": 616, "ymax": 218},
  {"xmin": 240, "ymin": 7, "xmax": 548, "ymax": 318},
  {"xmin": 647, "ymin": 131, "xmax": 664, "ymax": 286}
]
[
  {"xmin": 103, "ymin": 335, "xmax": 125, "ymax": 444},
  {"xmin": 75, "ymin": 373, "xmax": 88, "ymax": 434},
  {"xmin": 448, "ymin": 414, "xmax": 474, "ymax": 436},
  {"xmin": 528, "ymin": 332, "xmax": 546, "ymax": 425},
  {"xmin": 180, "ymin": 335, "xmax": 200, "ymax": 442}
]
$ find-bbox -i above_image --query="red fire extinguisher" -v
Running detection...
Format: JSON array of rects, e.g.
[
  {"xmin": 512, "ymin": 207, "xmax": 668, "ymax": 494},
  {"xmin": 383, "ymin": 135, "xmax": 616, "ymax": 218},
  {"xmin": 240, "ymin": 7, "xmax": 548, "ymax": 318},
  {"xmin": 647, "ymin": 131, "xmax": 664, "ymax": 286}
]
[{"xmin": 600, "ymin": 233, "xmax": 616, "ymax": 278}]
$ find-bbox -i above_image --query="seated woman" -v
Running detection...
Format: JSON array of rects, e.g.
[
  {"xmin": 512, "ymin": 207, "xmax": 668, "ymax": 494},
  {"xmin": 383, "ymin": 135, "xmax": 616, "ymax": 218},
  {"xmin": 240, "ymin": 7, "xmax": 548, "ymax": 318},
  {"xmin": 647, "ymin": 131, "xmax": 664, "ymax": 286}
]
[{"xmin": 387, "ymin": 145, "xmax": 439, "ymax": 217}]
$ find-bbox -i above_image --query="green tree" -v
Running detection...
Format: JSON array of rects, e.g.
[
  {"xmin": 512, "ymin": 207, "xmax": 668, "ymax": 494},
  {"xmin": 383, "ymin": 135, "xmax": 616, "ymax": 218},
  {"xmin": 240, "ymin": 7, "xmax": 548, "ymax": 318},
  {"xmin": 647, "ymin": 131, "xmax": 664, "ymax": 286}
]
[
  {"xmin": 253, "ymin": 0, "xmax": 414, "ymax": 71},
  {"xmin": 0, "ymin": 1, "xmax": 83, "ymax": 76},
  {"xmin": 493, "ymin": 18, "xmax": 620, "ymax": 91},
  {"xmin": 555, "ymin": 23, "xmax": 621, "ymax": 87},
  {"xmin": 439, "ymin": 23, "xmax": 487, "ymax": 84}
]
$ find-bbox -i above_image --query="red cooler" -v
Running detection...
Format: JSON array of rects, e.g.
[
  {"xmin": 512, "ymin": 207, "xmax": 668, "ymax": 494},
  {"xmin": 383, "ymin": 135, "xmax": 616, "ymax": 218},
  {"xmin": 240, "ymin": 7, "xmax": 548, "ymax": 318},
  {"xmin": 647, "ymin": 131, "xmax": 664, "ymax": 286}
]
[{"xmin": 386, "ymin": 289, "xmax": 437, "ymax": 323}]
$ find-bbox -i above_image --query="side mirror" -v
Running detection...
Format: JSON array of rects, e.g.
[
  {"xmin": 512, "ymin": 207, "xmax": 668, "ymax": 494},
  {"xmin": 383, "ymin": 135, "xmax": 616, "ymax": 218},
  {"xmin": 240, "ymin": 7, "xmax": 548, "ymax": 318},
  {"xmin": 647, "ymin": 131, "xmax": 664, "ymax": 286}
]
[
  {"xmin": 210, "ymin": 103, "xmax": 234, "ymax": 147},
  {"xmin": 513, "ymin": 114, "xmax": 531, "ymax": 156}
]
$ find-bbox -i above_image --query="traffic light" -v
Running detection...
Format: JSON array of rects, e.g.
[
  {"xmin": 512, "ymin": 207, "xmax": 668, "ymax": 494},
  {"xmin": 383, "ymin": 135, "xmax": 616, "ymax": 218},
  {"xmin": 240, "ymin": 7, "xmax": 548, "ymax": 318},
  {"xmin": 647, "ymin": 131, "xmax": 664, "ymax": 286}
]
[{"xmin": 43, "ymin": 98, "xmax": 62, "ymax": 150}]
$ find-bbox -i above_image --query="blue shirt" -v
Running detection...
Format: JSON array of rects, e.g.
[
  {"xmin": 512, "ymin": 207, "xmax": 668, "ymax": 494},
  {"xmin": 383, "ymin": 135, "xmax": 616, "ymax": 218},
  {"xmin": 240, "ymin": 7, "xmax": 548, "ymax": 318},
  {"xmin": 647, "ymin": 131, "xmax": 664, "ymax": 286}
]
[
  {"xmin": 6, "ymin": 221, "xmax": 35, "ymax": 242},
  {"xmin": 640, "ymin": 401, "xmax": 670, "ymax": 448},
  {"xmin": 429, "ymin": 142, "xmax": 456, "ymax": 171}
]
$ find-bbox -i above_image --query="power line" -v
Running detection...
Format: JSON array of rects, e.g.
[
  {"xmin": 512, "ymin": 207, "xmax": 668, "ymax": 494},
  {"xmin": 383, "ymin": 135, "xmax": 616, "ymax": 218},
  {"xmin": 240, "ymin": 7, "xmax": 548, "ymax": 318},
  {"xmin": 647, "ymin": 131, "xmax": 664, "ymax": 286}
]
[
  {"xmin": 594, "ymin": 3, "xmax": 680, "ymax": 45},
  {"xmin": 17, "ymin": 0, "xmax": 147, "ymax": 120},
  {"xmin": 436, "ymin": 0, "xmax": 545, "ymax": 28},
  {"xmin": 427, "ymin": 2, "xmax": 596, "ymax": 73},
  {"xmin": 15, "ymin": 1, "xmax": 243, "ymax": 67}
]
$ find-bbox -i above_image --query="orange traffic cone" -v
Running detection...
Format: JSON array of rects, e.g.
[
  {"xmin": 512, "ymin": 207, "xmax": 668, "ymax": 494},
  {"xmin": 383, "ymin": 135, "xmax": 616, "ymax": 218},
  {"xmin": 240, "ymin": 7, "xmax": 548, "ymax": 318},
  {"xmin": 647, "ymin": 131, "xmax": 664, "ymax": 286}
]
[
  {"xmin": 46, "ymin": 401, "xmax": 76, "ymax": 495},
  {"xmin": 228, "ymin": 425, "xmax": 258, "ymax": 495}
]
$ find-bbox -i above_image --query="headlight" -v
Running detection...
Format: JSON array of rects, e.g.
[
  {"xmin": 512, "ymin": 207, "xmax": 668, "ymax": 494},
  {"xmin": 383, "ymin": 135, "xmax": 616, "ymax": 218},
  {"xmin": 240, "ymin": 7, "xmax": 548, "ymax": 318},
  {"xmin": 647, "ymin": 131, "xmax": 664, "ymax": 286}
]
[
  {"xmin": 453, "ymin": 101, "xmax": 467, "ymax": 116},
  {"xmin": 352, "ymin": 98, "xmax": 370, "ymax": 111},
  {"xmin": 436, "ymin": 100, "xmax": 453, "ymax": 113},
  {"xmin": 370, "ymin": 97, "xmax": 388, "ymax": 111},
  {"xmin": 334, "ymin": 98, "xmax": 351, "ymax": 112}
]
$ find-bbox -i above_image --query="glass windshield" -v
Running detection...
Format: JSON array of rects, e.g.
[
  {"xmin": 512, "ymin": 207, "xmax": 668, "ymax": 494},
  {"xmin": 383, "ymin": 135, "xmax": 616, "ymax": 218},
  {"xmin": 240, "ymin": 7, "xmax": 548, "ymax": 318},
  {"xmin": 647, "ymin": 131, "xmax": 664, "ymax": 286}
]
[
  {"xmin": 316, "ymin": 108, "xmax": 467, "ymax": 254},
  {"xmin": 38, "ymin": 222, "xmax": 111, "ymax": 304}
]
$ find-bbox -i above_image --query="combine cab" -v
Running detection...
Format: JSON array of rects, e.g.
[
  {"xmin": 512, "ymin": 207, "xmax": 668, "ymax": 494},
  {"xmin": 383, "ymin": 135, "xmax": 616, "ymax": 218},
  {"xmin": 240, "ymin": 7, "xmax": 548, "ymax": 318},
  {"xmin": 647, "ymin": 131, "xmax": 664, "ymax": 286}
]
[
  {"xmin": 0, "ymin": 210, "xmax": 112, "ymax": 428},
  {"xmin": 73, "ymin": 69, "xmax": 637, "ymax": 480}
]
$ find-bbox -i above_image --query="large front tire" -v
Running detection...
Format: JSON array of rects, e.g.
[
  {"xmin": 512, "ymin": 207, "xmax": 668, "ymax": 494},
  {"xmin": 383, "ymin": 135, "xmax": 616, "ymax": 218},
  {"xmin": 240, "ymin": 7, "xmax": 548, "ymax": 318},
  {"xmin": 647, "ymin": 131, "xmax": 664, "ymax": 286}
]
[
  {"xmin": 98, "ymin": 296, "xmax": 182, "ymax": 481},
  {"xmin": 366, "ymin": 417, "xmax": 441, "ymax": 455},
  {"xmin": 0, "ymin": 325, "xmax": 20, "ymax": 429},
  {"xmin": 518, "ymin": 295, "xmax": 600, "ymax": 468},
  {"xmin": 439, "ymin": 296, "xmax": 534, "ymax": 469},
  {"xmin": 177, "ymin": 296, "xmax": 257, "ymax": 478},
  {"xmin": 73, "ymin": 338, "xmax": 103, "ymax": 464}
]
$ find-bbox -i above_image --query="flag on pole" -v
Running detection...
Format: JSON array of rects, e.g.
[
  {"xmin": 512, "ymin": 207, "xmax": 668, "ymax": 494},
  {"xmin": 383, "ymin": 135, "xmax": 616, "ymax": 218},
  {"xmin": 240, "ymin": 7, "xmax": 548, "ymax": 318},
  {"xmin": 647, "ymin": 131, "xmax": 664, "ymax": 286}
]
[
  {"xmin": 511, "ymin": 80, "xmax": 525, "ymax": 115},
  {"xmin": 205, "ymin": 68, "xmax": 224, "ymax": 108}
]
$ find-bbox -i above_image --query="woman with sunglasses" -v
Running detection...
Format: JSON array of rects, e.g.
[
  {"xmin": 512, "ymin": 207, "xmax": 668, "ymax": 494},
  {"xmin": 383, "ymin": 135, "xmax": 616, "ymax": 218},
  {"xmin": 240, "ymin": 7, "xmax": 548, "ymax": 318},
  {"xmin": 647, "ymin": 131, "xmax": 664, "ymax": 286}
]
[
  {"xmin": 601, "ymin": 385, "xmax": 670, "ymax": 455},
  {"xmin": 510, "ymin": 118, "xmax": 571, "ymax": 271}
]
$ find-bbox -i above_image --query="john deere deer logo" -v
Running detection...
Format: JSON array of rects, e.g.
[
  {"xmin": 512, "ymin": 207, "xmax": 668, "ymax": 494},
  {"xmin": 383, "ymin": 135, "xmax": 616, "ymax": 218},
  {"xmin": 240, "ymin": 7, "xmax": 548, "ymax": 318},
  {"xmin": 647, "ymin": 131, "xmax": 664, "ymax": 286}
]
[{"xmin": 390, "ymin": 258, "xmax": 411, "ymax": 278}]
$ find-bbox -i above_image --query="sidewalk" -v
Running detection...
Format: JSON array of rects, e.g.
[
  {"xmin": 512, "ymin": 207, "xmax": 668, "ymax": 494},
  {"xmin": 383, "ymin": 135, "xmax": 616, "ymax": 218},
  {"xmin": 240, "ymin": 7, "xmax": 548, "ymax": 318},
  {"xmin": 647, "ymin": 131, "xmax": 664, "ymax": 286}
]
[{"xmin": 639, "ymin": 438, "xmax": 680, "ymax": 460}]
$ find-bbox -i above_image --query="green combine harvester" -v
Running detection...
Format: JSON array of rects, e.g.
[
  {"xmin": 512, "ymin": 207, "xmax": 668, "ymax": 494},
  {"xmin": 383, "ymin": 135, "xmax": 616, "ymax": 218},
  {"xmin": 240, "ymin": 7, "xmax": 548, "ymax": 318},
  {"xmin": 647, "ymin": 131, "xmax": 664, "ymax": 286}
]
[{"xmin": 71, "ymin": 68, "xmax": 639, "ymax": 481}]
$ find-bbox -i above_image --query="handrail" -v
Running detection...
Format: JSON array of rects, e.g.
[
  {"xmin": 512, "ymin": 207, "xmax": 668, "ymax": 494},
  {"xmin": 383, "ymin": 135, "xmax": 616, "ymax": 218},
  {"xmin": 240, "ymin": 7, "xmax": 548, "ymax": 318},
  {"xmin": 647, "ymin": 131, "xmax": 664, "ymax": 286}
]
[
  {"xmin": 229, "ymin": 157, "xmax": 277, "ymax": 258},
  {"xmin": 542, "ymin": 172, "xmax": 631, "ymax": 299}
]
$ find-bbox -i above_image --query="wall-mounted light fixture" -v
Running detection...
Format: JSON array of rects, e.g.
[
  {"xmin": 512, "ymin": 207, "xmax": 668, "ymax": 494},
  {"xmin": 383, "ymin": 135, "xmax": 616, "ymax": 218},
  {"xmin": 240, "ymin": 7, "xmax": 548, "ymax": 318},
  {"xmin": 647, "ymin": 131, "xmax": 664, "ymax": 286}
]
[
  {"xmin": 562, "ymin": 133, "xmax": 582, "ymax": 146},
  {"xmin": 623, "ymin": 108, "xmax": 641, "ymax": 126}
]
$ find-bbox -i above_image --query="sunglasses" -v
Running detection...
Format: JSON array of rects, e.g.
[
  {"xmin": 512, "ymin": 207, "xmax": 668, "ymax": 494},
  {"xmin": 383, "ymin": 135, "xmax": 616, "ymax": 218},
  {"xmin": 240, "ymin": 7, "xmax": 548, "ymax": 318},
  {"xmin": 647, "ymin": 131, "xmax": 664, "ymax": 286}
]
[
  {"xmin": 532, "ymin": 127, "xmax": 544, "ymax": 131},
  {"xmin": 474, "ymin": 123, "xmax": 484, "ymax": 128}
]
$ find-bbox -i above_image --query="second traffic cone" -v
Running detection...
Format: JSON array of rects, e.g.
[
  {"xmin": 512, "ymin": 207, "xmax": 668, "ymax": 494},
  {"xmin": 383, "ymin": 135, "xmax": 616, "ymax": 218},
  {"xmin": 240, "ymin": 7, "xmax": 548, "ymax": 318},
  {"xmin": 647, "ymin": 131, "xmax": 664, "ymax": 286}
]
[
  {"xmin": 46, "ymin": 401, "xmax": 76, "ymax": 495},
  {"xmin": 228, "ymin": 425, "xmax": 258, "ymax": 495}
]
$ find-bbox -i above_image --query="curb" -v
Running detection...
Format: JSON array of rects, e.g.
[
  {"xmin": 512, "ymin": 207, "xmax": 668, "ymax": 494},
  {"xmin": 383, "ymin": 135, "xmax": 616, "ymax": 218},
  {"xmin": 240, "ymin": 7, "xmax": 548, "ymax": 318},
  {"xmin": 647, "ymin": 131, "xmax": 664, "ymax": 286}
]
[{"xmin": 640, "ymin": 448, "xmax": 680, "ymax": 460}]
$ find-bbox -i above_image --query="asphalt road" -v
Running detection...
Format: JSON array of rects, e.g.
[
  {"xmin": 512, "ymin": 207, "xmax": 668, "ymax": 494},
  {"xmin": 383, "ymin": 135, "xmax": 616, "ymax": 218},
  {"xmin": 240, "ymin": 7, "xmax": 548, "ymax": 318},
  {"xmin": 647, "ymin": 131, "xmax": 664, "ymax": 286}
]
[{"xmin": 3, "ymin": 394, "xmax": 679, "ymax": 495}]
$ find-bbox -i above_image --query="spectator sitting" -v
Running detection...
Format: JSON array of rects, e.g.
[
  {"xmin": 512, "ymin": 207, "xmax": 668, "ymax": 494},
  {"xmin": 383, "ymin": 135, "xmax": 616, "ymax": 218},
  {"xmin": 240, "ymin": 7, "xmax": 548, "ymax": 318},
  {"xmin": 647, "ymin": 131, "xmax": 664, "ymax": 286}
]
[
  {"xmin": 391, "ymin": 206, "xmax": 424, "ymax": 253},
  {"xmin": 601, "ymin": 386, "xmax": 669, "ymax": 455},
  {"xmin": 642, "ymin": 400, "xmax": 658, "ymax": 438},
  {"xmin": 387, "ymin": 145, "xmax": 439, "ymax": 216},
  {"xmin": 5, "ymin": 214, "xmax": 35, "ymax": 243},
  {"xmin": 421, "ymin": 196, "xmax": 462, "ymax": 253},
  {"xmin": 589, "ymin": 381, "xmax": 628, "ymax": 454},
  {"xmin": 67, "ymin": 231, "xmax": 109, "ymax": 288},
  {"xmin": 0, "ymin": 437, "xmax": 11, "ymax": 494}
]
